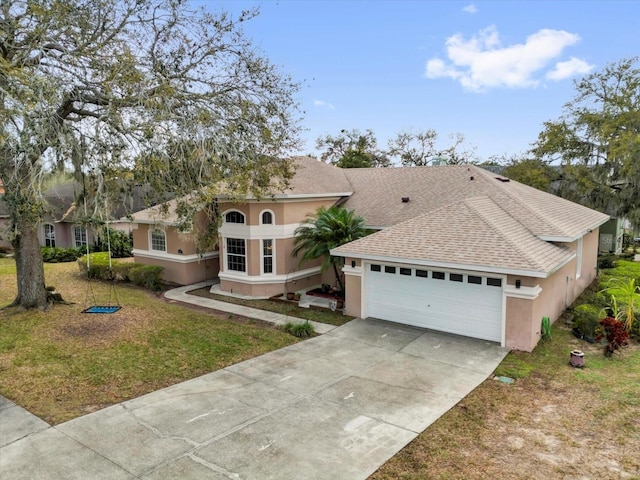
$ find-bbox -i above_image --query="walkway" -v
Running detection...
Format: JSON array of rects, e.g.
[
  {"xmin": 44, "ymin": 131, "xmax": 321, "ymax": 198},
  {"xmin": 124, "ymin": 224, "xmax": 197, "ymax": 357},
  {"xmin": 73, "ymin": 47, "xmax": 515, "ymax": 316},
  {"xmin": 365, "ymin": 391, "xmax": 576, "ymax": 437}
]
[{"xmin": 164, "ymin": 282, "xmax": 337, "ymax": 334}]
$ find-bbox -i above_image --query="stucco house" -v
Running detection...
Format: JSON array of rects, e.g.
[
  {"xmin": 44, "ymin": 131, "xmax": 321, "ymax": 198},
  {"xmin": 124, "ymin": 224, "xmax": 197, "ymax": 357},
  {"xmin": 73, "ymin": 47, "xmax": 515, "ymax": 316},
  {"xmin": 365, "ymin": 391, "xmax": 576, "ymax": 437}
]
[
  {"xmin": 129, "ymin": 156, "xmax": 609, "ymax": 352},
  {"xmin": 37, "ymin": 182, "xmax": 153, "ymax": 250}
]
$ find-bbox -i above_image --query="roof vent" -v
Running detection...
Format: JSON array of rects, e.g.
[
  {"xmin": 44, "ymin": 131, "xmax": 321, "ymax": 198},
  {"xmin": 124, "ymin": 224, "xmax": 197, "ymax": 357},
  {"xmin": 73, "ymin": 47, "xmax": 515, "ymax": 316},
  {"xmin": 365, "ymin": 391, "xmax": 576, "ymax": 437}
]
[
  {"xmin": 495, "ymin": 177, "xmax": 510, "ymax": 182},
  {"xmin": 470, "ymin": 176, "xmax": 474, "ymax": 181},
  {"xmin": 401, "ymin": 196, "xmax": 410, "ymax": 203}
]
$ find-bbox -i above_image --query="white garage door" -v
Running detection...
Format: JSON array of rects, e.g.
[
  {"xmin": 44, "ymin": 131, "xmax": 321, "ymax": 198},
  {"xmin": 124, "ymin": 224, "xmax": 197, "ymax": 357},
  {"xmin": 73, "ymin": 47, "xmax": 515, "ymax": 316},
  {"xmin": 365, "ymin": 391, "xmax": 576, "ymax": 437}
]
[{"xmin": 365, "ymin": 263, "xmax": 503, "ymax": 342}]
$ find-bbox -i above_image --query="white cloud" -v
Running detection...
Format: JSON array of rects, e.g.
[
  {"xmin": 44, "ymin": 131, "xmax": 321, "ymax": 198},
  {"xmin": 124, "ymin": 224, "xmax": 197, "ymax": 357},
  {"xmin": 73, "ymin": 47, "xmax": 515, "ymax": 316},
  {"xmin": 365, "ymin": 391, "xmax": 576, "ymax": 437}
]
[
  {"xmin": 546, "ymin": 57, "xmax": 594, "ymax": 80},
  {"xmin": 462, "ymin": 4, "xmax": 478, "ymax": 14},
  {"xmin": 313, "ymin": 99, "xmax": 335, "ymax": 110},
  {"xmin": 425, "ymin": 26, "xmax": 583, "ymax": 92}
]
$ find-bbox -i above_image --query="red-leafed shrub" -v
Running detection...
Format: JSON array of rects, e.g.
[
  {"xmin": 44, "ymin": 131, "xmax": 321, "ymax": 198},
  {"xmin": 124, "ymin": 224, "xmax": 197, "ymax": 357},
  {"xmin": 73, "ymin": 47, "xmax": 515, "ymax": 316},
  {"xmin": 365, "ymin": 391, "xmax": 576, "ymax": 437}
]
[{"xmin": 597, "ymin": 317, "xmax": 629, "ymax": 357}]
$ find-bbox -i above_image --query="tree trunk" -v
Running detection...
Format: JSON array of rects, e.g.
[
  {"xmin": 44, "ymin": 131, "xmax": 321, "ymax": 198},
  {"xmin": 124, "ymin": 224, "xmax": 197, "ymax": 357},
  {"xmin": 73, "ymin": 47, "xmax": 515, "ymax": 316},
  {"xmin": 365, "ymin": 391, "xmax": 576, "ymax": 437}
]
[{"xmin": 11, "ymin": 220, "xmax": 48, "ymax": 309}]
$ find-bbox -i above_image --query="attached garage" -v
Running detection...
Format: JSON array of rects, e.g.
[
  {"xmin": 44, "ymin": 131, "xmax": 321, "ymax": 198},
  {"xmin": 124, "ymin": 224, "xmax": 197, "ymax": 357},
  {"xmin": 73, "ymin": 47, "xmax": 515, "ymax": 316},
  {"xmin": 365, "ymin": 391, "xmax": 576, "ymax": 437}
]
[{"xmin": 364, "ymin": 263, "xmax": 504, "ymax": 343}]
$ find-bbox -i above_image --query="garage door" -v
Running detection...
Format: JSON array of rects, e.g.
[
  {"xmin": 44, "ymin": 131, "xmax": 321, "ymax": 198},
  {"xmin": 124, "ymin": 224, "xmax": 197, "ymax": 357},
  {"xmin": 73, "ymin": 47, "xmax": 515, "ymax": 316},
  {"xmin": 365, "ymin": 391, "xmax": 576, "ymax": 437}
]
[{"xmin": 365, "ymin": 264, "xmax": 503, "ymax": 342}]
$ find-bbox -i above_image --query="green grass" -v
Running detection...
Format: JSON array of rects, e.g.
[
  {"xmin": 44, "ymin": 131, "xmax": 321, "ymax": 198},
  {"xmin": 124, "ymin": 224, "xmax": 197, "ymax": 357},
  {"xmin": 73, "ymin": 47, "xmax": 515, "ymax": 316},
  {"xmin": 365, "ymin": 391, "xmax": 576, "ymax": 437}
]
[
  {"xmin": 0, "ymin": 258, "xmax": 298, "ymax": 424},
  {"xmin": 600, "ymin": 259, "xmax": 640, "ymax": 283},
  {"xmin": 188, "ymin": 288, "xmax": 353, "ymax": 326}
]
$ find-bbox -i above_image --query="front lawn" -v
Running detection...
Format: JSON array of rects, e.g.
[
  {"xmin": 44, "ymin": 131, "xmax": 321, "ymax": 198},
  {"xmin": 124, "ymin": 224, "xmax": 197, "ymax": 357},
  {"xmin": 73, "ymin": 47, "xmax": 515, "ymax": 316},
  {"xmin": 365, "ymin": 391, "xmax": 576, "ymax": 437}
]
[{"xmin": 0, "ymin": 259, "xmax": 298, "ymax": 424}]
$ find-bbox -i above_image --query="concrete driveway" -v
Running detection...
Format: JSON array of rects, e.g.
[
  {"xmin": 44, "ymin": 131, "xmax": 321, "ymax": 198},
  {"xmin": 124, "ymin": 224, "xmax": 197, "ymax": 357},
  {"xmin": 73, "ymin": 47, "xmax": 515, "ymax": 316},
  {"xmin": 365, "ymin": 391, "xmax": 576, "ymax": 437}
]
[{"xmin": 0, "ymin": 318, "xmax": 508, "ymax": 479}]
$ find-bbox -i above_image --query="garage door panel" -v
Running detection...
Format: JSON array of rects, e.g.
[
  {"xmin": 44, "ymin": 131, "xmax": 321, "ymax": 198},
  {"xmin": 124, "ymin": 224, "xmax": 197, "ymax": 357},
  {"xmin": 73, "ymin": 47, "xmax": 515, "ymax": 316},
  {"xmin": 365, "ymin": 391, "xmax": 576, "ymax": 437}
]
[{"xmin": 366, "ymin": 267, "xmax": 502, "ymax": 342}]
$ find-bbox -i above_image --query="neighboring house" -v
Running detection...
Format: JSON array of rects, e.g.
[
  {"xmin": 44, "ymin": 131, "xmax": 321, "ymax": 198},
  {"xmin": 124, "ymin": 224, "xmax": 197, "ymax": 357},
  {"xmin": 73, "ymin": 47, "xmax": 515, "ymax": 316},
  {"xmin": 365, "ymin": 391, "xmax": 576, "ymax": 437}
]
[
  {"xmin": 39, "ymin": 182, "xmax": 153, "ymax": 249},
  {"xmin": 130, "ymin": 157, "xmax": 609, "ymax": 352},
  {"xmin": 598, "ymin": 217, "xmax": 624, "ymax": 254}
]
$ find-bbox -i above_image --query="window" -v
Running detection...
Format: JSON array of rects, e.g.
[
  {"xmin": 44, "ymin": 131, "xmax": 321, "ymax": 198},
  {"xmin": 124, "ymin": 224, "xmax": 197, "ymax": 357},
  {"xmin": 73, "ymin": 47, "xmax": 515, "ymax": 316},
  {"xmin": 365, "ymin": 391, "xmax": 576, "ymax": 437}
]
[
  {"xmin": 432, "ymin": 271, "xmax": 445, "ymax": 280},
  {"xmin": 399, "ymin": 267, "xmax": 411, "ymax": 276},
  {"xmin": 44, "ymin": 224, "xmax": 56, "ymax": 247},
  {"xmin": 225, "ymin": 211, "xmax": 245, "ymax": 224},
  {"xmin": 416, "ymin": 269, "xmax": 428, "ymax": 278},
  {"xmin": 450, "ymin": 273, "xmax": 463, "ymax": 282},
  {"xmin": 370, "ymin": 264, "xmax": 381, "ymax": 272},
  {"xmin": 263, "ymin": 239, "xmax": 274, "ymax": 274},
  {"xmin": 487, "ymin": 278, "xmax": 502, "ymax": 287},
  {"xmin": 227, "ymin": 238, "xmax": 246, "ymax": 272},
  {"xmin": 150, "ymin": 229, "xmax": 166, "ymax": 251},
  {"xmin": 261, "ymin": 211, "xmax": 273, "ymax": 225},
  {"xmin": 468, "ymin": 275, "xmax": 482, "ymax": 285},
  {"xmin": 73, "ymin": 225, "xmax": 87, "ymax": 247},
  {"xmin": 385, "ymin": 266, "xmax": 396, "ymax": 274}
]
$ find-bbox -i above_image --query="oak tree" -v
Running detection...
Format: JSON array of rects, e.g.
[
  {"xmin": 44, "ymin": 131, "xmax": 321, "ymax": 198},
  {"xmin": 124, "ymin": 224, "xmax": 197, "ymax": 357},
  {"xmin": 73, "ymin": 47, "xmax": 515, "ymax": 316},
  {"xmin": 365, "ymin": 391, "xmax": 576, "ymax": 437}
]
[
  {"xmin": 532, "ymin": 57, "xmax": 640, "ymax": 226},
  {"xmin": 0, "ymin": 0, "xmax": 301, "ymax": 309}
]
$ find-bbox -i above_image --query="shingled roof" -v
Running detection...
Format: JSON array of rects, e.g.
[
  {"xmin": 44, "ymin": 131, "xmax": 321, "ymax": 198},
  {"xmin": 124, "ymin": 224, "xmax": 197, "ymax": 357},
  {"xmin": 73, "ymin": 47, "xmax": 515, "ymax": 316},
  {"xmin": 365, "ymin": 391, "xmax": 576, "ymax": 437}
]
[
  {"xmin": 341, "ymin": 164, "xmax": 608, "ymax": 240},
  {"xmin": 332, "ymin": 196, "xmax": 577, "ymax": 277},
  {"xmin": 131, "ymin": 156, "xmax": 353, "ymax": 223}
]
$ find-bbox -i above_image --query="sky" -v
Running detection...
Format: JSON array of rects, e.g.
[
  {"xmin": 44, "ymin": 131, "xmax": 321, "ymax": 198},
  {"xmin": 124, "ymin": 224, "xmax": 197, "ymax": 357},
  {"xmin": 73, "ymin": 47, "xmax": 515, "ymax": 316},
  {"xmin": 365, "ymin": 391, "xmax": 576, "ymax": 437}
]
[{"xmin": 197, "ymin": 1, "xmax": 640, "ymax": 162}]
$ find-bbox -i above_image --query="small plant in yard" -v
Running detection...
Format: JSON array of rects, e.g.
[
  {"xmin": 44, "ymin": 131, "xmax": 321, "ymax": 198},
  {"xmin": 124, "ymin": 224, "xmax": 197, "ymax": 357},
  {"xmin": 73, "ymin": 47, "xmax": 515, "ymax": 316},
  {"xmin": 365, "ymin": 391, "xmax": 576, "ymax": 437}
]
[
  {"xmin": 597, "ymin": 317, "xmax": 629, "ymax": 357},
  {"xmin": 572, "ymin": 304, "xmax": 602, "ymax": 341},
  {"xmin": 601, "ymin": 277, "xmax": 639, "ymax": 333},
  {"xmin": 281, "ymin": 321, "xmax": 315, "ymax": 338}
]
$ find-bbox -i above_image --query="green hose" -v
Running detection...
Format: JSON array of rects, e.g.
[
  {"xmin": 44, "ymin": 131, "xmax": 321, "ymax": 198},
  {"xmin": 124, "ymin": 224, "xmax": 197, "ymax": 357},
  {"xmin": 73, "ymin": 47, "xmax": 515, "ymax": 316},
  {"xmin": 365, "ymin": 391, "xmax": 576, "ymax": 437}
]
[{"xmin": 541, "ymin": 316, "xmax": 551, "ymax": 339}]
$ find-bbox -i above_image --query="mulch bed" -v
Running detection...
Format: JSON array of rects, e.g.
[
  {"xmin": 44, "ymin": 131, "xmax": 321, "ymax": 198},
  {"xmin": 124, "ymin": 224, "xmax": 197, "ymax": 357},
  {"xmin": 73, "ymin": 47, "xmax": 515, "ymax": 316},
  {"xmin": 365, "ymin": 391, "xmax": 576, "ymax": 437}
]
[{"xmin": 305, "ymin": 288, "xmax": 344, "ymax": 301}]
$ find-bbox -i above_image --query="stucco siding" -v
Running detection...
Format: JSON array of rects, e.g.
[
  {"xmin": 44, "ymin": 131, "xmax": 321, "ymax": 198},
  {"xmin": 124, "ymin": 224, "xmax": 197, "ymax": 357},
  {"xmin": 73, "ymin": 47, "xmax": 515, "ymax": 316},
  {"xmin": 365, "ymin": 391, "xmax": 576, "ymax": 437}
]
[
  {"xmin": 577, "ymin": 229, "xmax": 599, "ymax": 296},
  {"xmin": 133, "ymin": 224, "xmax": 149, "ymax": 250},
  {"xmin": 505, "ymin": 296, "xmax": 534, "ymax": 351},
  {"xmin": 344, "ymin": 268, "xmax": 362, "ymax": 318},
  {"xmin": 281, "ymin": 199, "xmax": 338, "ymax": 224},
  {"xmin": 135, "ymin": 255, "xmax": 219, "ymax": 285},
  {"xmin": 220, "ymin": 272, "xmax": 321, "ymax": 298}
]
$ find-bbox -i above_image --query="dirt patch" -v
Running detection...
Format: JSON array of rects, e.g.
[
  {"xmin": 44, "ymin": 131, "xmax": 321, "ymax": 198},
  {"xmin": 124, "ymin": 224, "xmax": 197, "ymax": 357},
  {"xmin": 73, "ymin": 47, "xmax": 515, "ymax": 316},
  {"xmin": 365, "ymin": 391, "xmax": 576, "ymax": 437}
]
[
  {"xmin": 372, "ymin": 337, "xmax": 640, "ymax": 480},
  {"xmin": 48, "ymin": 306, "xmax": 156, "ymax": 346},
  {"xmin": 60, "ymin": 318, "xmax": 121, "ymax": 338}
]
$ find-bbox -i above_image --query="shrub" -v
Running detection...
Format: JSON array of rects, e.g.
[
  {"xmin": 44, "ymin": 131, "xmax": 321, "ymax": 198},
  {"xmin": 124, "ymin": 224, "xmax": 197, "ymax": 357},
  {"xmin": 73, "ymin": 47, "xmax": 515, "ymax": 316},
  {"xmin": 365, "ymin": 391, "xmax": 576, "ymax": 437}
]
[
  {"xmin": 619, "ymin": 251, "xmax": 636, "ymax": 261},
  {"xmin": 597, "ymin": 317, "xmax": 629, "ymax": 356},
  {"xmin": 42, "ymin": 246, "xmax": 84, "ymax": 263},
  {"xmin": 601, "ymin": 277, "xmax": 639, "ymax": 333},
  {"xmin": 572, "ymin": 304, "xmax": 604, "ymax": 338},
  {"xmin": 281, "ymin": 321, "xmax": 315, "ymax": 338},
  {"xmin": 77, "ymin": 253, "xmax": 136, "ymax": 282},
  {"xmin": 597, "ymin": 253, "xmax": 617, "ymax": 270},
  {"xmin": 128, "ymin": 265, "xmax": 164, "ymax": 291},
  {"xmin": 93, "ymin": 227, "xmax": 133, "ymax": 258}
]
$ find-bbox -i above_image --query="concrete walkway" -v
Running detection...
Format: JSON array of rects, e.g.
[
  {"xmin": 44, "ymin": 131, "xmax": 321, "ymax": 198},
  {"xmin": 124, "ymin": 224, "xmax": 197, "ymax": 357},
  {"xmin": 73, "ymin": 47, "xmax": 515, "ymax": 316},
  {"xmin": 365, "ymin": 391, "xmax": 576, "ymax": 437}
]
[
  {"xmin": 164, "ymin": 282, "xmax": 336, "ymax": 334},
  {"xmin": 0, "ymin": 318, "xmax": 508, "ymax": 480}
]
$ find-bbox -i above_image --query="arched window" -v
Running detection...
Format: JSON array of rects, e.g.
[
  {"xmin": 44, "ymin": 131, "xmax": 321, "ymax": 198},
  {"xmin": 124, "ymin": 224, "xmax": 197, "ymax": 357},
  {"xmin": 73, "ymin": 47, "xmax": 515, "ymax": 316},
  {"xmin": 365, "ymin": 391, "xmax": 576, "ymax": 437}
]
[
  {"xmin": 43, "ymin": 224, "xmax": 56, "ymax": 247},
  {"xmin": 74, "ymin": 225, "xmax": 87, "ymax": 247},
  {"xmin": 261, "ymin": 211, "xmax": 273, "ymax": 225},
  {"xmin": 150, "ymin": 228, "xmax": 166, "ymax": 252},
  {"xmin": 225, "ymin": 211, "xmax": 245, "ymax": 224}
]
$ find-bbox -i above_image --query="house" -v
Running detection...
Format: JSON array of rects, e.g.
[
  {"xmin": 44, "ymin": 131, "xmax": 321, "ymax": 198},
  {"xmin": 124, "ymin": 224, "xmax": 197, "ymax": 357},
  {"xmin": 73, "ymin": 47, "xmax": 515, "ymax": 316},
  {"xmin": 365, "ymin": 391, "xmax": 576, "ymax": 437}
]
[
  {"xmin": 129, "ymin": 157, "xmax": 609, "ymax": 352},
  {"xmin": 598, "ymin": 217, "xmax": 625, "ymax": 254},
  {"xmin": 38, "ymin": 182, "xmax": 154, "ymax": 249}
]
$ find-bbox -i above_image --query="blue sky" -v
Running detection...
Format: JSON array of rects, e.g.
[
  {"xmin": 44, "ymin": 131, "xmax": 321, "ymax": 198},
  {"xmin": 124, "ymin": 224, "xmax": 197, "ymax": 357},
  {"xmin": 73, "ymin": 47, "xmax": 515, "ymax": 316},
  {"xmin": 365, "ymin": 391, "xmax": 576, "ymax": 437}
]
[{"xmin": 200, "ymin": 1, "xmax": 639, "ymax": 162}]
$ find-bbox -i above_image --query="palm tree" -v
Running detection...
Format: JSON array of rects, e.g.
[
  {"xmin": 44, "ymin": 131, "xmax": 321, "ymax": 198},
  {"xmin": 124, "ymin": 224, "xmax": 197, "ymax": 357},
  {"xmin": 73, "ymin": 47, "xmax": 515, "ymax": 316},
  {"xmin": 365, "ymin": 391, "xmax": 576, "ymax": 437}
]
[{"xmin": 292, "ymin": 206, "xmax": 368, "ymax": 293}]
